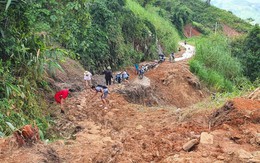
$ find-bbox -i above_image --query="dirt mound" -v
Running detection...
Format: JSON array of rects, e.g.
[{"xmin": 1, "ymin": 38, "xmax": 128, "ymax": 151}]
[
  {"xmin": 13, "ymin": 124, "xmax": 40, "ymax": 147},
  {"xmin": 145, "ymin": 61, "xmax": 208, "ymax": 107},
  {"xmin": 184, "ymin": 24, "xmax": 201, "ymax": 38},
  {"xmin": 210, "ymin": 98, "xmax": 260, "ymax": 128},
  {"xmin": 116, "ymin": 84, "xmax": 160, "ymax": 106}
]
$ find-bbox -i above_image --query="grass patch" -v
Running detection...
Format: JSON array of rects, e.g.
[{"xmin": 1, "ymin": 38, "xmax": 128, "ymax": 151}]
[{"xmin": 126, "ymin": 0, "xmax": 180, "ymax": 54}]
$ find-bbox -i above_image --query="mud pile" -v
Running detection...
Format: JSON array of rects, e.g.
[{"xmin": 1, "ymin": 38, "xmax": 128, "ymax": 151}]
[
  {"xmin": 145, "ymin": 61, "xmax": 208, "ymax": 107},
  {"xmin": 210, "ymin": 98, "xmax": 260, "ymax": 128}
]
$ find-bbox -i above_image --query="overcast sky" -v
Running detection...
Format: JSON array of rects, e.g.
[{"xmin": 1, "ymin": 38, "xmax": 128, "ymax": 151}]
[{"xmin": 211, "ymin": 0, "xmax": 260, "ymax": 24}]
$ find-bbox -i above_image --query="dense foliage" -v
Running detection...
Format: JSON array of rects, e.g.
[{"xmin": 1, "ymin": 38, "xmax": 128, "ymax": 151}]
[
  {"xmin": 0, "ymin": 1, "xmax": 53, "ymax": 137},
  {"xmin": 231, "ymin": 25, "xmax": 260, "ymax": 81},
  {"xmin": 189, "ymin": 35, "xmax": 244, "ymax": 92},
  {"xmin": 138, "ymin": 0, "xmax": 252, "ymax": 33}
]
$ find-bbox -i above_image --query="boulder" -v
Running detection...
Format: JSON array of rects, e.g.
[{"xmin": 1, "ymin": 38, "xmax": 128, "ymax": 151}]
[
  {"xmin": 200, "ymin": 132, "xmax": 214, "ymax": 144},
  {"xmin": 237, "ymin": 149, "xmax": 253, "ymax": 159},
  {"xmin": 182, "ymin": 139, "xmax": 198, "ymax": 151}
]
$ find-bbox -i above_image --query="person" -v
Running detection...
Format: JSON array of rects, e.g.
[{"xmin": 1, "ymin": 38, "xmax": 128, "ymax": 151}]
[
  {"xmin": 122, "ymin": 70, "xmax": 129, "ymax": 83},
  {"xmin": 170, "ymin": 52, "xmax": 175, "ymax": 62},
  {"xmin": 159, "ymin": 53, "xmax": 165, "ymax": 63},
  {"xmin": 103, "ymin": 66, "xmax": 113, "ymax": 86},
  {"xmin": 84, "ymin": 71, "xmax": 92, "ymax": 89},
  {"xmin": 184, "ymin": 40, "xmax": 187, "ymax": 45},
  {"xmin": 115, "ymin": 72, "xmax": 122, "ymax": 83},
  {"xmin": 134, "ymin": 63, "xmax": 139, "ymax": 74},
  {"xmin": 138, "ymin": 67, "xmax": 145, "ymax": 79},
  {"xmin": 54, "ymin": 89, "xmax": 73, "ymax": 114},
  {"xmin": 90, "ymin": 85, "xmax": 109, "ymax": 109}
]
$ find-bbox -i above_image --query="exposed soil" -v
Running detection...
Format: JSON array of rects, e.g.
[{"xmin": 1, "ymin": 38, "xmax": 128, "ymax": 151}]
[
  {"xmin": 0, "ymin": 45, "xmax": 259, "ymax": 163},
  {"xmin": 184, "ymin": 24, "xmax": 201, "ymax": 38},
  {"xmin": 222, "ymin": 24, "xmax": 242, "ymax": 37}
]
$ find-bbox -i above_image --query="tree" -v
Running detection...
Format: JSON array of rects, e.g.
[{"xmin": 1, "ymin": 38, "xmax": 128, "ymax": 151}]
[
  {"xmin": 170, "ymin": 5, "xmax": 193, "ymax": 32},
  {"xmin": 206, "ymin": 0, "xmax": 211, "ymax": 5},
  {"xmin": 244, "ymin": 25, "xmax": 260, "ymax": 81},
  {"xmin": 136, "ymin": 0, "xmax": 155, "ymax": 7},
  {"xmin": 231, "ymin": 25, "xmax": 260, "ymax": 81}
]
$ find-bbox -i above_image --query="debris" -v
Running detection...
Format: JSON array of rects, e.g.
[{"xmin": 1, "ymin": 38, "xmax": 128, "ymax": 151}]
[
  {"xmin": 182, "ymin": 139, "xmax": 198, "ymax": 151},
  {"xmin": 200, "ymin": 132, "xmax": 213, "ymax": 144},
  {"xmin": 13, "ymin": 124, "xmax": 40, "ymax": 147},
  {"xmin": 237, "ymin": 149, "xmax": 253, "ymax": 159}
]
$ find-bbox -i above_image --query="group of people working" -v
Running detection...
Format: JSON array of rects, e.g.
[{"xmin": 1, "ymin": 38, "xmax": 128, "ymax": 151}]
[
  {"xmin": 54, "ymin": 49, "xmax": 178, "ymax": 113},
  {"xmin": 54, "ymin": 66, "xmax": 130, "ymax": 113}
]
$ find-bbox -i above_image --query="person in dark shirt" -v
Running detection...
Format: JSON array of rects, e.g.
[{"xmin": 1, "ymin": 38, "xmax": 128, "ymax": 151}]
[{"xmin": 103, "ymin": 66, "xmax": 113, "ymax": 86}]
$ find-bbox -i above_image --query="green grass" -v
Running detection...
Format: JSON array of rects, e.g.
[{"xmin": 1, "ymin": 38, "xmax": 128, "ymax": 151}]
[
  {"xmin": 189, "ymin": 34, "xmax": 247, "ymax": 92},
  {"xmin": 126, "ymin": 0, "xmax": 180, "ymax": 54}
]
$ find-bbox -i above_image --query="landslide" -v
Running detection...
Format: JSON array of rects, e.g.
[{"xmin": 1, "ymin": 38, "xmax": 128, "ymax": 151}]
[
  {"xmin": 145, "ymin": 60, "xmax": 207, "ymax": 107},
  {"xmin": 1, "ymin": 50, "xmax": 260, "ymax": 163}
]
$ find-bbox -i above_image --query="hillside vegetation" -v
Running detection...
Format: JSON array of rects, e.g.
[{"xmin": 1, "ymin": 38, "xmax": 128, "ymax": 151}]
[{"xmin": 0, "ymin": 0, "xmax": 259, "ymax": 139}]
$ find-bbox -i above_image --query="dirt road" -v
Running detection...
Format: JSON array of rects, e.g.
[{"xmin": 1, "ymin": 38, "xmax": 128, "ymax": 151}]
[{"xmin": 175, "ymin": 42, "xmax": 195, "ymax": 61}]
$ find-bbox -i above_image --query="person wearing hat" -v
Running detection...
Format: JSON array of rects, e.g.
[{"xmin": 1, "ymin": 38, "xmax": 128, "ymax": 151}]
[
  {"xmin": 103, "ymin": 66, "xmax": 113, "ymax": 86},
  {"xmin": 84, "ymin": 70, "xmax": 92, "ymax": 89}
]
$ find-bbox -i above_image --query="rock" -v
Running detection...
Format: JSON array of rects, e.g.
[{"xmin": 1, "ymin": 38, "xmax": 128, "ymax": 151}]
[
  {"xmin": 249, "ymin": 159, "xmax": 260, "ymax": 163},
  {"xmin": 77, "ymin": 105, "xmax": 83, "ymax": 110},
  {"xmin": 186, "ymin": 76, "xmax": 201, "ymax": 89},
  {"xmin": 202, "ymin": 152, "xmax": 209, "ymax": 157},
  {"xmin": 102, "ymin": 137, "xmax": 113, "ymax": 143},
  {"xmin": 200, "ymin": 132, "xmax": 214, "ymax": 144},
  {"xmin": 252, "ymin": 151, "xmax": 260, "ymax": 159},
  {"xmin": 88, "ymin": 129, "xmax": 100, "ymax": 134},
  {"xmin": 68, "ymin": 115, "xmax": 76, "ymax": 121},
  {"xmin": 106, "ymin": 112, "xmax": 114, "ymax": 117},
  {"xmin": 222, "ymin": 124, "xmax": 233, "ymax": 131},
  {"xmin": 217, "ymin": 156, "xmax": 225, "ymax": 160},
  {"xmin": 163, "ymin": 156, "xmax": 184, "ymax": 163},
  {"xmin": 65, "ymin": 140, "xmax": 75, "ymax": 145},
  {"xmin": 136, "ymin": 125, "xmax": 144, "ymax": 130},
  {"xmin": 237, "ymin": 149, "xmax": 253, "ymax": 159},
  {"xmin": 55, "ymin": 140, "xmax": 65, "ymax": 146},
  {"xmin": 250, "ymin": 138, "xmax": 256, "ymax": 145},
  {"xmin": 190, "ymin": 131, "xmax": 200, "ymax": 139},
  {"xmin": 173, "ymin": 154, "xmax": 179, "ymax": 158},
  {"xmin": 182, "ymin": 139, "xmax": 198, "ymax": 151},
  {"xmin": 255, "ymin": 133, "xmax": 260, "ymax": 145}
]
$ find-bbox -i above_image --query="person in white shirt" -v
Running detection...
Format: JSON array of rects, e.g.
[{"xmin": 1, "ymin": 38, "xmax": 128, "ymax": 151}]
[
  {"xmin": 122, "ymin": 70, "xmax": 129, "ymax": 83},
  {"xmin": 84, "ymin": 71, "xmax": 92, "ymax": 89}
]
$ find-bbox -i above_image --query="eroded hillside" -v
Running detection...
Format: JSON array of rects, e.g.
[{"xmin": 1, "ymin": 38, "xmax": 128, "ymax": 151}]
[{"xmin": 0, "ymin": 45, "xmax": 259, "ymax": 163}]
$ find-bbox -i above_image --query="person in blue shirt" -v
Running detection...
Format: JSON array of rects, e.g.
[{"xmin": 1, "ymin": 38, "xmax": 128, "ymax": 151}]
[
  {"xmin": 115, "ymin": 72, "xmax": 122, "ymax": 83},
  {"xmin": 170, "ymin": 52, "xmax": 175, "ymax": 62},
  {"xmin": 134, "ymin": 63, "xmax": 139, "ymax": 74},
  {"xmin": 91, "ymin": 85, "xmax": 109, "ymax": 109}
]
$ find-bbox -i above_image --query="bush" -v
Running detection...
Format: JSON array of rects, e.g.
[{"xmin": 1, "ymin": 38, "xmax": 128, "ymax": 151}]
[
  {"xmin": 194, "ymin": 34, "xmax": 242, "ymax": 80},
  {"xmin": 126, "ymin": 0, "xmax": 180, "ymax": 54},
  {"xmin": 189, "ymin": 59, "xmax": 235, "ymax": 92}
]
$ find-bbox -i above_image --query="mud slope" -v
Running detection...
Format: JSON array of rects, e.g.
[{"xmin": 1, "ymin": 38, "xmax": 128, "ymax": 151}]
[{"xmin": 145, "ymin": 61, "xmax": 208, "ymax": 107}]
